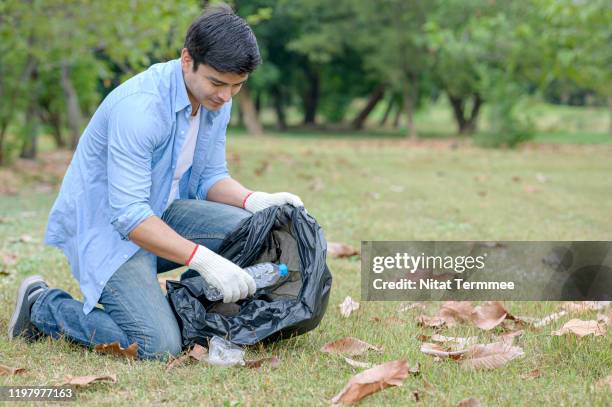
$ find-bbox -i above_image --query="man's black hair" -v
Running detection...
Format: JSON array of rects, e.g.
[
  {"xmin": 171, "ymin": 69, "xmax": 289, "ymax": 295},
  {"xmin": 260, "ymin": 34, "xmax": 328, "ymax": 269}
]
[{"xmin": 184, "ymin": 4, "xmax": 262, "ymax": 74}]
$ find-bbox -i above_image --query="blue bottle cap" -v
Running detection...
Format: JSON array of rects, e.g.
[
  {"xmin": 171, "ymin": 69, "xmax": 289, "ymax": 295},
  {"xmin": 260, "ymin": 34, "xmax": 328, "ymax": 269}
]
[{"xmin": 278, "ymin": 263, "xmax": 289, "ymax": 277}]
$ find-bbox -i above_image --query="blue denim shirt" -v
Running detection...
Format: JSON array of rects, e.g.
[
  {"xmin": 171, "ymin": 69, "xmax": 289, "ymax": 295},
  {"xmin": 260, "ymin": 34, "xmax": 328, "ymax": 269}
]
[{"xmin": 44, "ymin": 59, "xmax": 232, "ymax": 314}]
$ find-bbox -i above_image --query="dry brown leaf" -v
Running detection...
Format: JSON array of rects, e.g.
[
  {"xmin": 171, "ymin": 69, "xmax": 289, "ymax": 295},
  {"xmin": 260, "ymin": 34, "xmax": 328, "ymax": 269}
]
[
  {"xmin": 597, "ymin": 307, "xmax": 612, "ymax": 325},
  {"xmin": 459, "ymin": 342, "xmax": 524, "ymax": 370},
  {"xmin": 20, "ymin": 234, "xmax": 34, "ymax": 243},
  {"xmin": 60, "ymin": 374, "xmax": 117, "ymax": 386},
  {"xmin": 430, "ymin": 334, "xmax": 478, "ymax": 349},
  {"xmin": 94, "ymin": 341, "xmax": 138, "ymax": 360},
  {"xmin": 321, "ymin": 337, "xmax": 382, "ymax": 356},
  {"xmin": 166, "ymin": 344, "xmax": 209, "ymax": 370},
  {"xmin": 551, "ymin": 319, "xmax": 607, "ymax": 337},
  {"xmin": 471, "ymin": 301, "xmax": 510, "ymax": 330},
  {"xmin": 521, "ymin": 368, "xmax": 543, "ymax": 379},
  {"xmin": 438, "ymin": 301, "xmax": 476, "ymax": 326},
  {"xmin": 497, "ymin": 330, "xmax": 524, "ymax": 345},
  {"xmin": 1, "ymin": 253, "xmax": 17, "ymax": 266},
  {"xmin": 0, "ymin": 364, "xmax": 26, "ymax": 375},
  {"xmin": 561, "ymin": 301, "xmax": 610, "ymax": 314},
  {"xmin": 417, "ymin": 314, "xmax": 446, "ymax": 328},
  {"xmin": 254, "ymin": 160, "xmax": 270, "ymax": 176},
  {"xmin": 331, "ymin": 360, "xmax": 409, "ymax": 405},
  {"xmin": 397, "ymin": 302, "xmax": 426, "ymax": 313},
  {"xmin": 454, "ymin": 398, "xmax": 481, "ymax": 407},
  {"xmin": 594, "ymin": 375, "xmax": 612, "ymax": 391},
  {"xmin": 524, "ymin": 185, "xmax": 539, "ymax": 193},
  {"xmin": 339, "ymin": 296, "xmax": 359, "ymax": 318},
  {"xmin": 343, "ymin": 357, "xmax": 373, "ymax": 369},
  {"xmin": 420, "ymin": 343, "xmax": 469, "ymax": 359},
  {"xmin": 327, "ymin": 242, "xmax": 360, "ymax": 259},
  {"xmin": 534, "ymin": 310, "xmax": 567, "ymax": 328},
  {"xmin": 245, "ymin": 356, "xmax": 281, "ymax": 369}
]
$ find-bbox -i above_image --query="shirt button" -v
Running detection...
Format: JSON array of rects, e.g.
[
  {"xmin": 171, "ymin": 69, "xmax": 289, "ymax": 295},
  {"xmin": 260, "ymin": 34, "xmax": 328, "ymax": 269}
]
[
  {"xmin": 98, "ymin": 281, "xmax": 104, "ymax": 286},
  {"xmin": 123, "ymin": 254, "xmax": 128, "ymax": 259}
]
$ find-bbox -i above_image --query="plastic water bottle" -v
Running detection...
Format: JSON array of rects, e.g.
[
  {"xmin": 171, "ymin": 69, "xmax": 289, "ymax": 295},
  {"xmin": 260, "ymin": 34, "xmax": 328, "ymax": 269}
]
[{"xmin": 202, "ymin": 262, "xmax": 289, "ymax": 302}]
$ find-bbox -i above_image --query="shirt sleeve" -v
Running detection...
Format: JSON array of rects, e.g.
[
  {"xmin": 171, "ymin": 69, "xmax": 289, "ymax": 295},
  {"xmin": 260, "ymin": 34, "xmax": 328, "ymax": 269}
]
[
  {"xmin": 196, "ymin": 101, "xmax": 232, "ymax": 200},
  {"xmin": 107, "ymin": 94, "xmax": 164, "ymax": 240}
]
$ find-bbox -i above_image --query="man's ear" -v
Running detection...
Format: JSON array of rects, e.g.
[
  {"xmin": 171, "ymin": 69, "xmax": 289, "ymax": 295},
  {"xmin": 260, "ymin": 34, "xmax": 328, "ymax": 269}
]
[{"xmin": 180, "ymin": 48, "xmax": 192, "ymax": 70}]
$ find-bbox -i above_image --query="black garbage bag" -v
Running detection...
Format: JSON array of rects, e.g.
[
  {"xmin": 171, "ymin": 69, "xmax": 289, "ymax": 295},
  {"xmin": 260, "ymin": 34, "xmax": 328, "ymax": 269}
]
[{"xmin": 166, "ymin": 204, "xmax": 333, "ymax": 347}]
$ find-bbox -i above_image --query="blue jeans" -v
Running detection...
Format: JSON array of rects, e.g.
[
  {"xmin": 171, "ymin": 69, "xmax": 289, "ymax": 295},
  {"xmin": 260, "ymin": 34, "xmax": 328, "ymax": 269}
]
[{"xmin": 30, "ymin": 199, "xmax": 251, "ymax": 361}]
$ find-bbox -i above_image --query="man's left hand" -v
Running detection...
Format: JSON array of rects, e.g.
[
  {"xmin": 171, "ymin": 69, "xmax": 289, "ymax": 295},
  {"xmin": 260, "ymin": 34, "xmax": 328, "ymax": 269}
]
[{"xmin": 243, "ymin": 191, "xmax": 304, "ymax": 213}]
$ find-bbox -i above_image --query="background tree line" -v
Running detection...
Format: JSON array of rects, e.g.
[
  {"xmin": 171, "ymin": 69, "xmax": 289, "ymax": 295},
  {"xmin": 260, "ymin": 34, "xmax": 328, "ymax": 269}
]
[{"xmin": 0, "ymin": 0, "xmax": 610, "ymax": 164}]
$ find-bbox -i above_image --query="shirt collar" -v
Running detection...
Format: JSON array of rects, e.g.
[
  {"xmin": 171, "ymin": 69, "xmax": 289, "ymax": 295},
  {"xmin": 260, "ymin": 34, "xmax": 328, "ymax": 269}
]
[{"xmin": 173, "ymin": 58, "xmax": 222, "ymax": 120}]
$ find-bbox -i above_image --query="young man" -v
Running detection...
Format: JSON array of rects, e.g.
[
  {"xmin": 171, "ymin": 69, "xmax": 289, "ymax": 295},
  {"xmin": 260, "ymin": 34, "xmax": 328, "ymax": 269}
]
[{"xmin": 8, "ymin": 5, "xmax": 305, "ymax": 361}]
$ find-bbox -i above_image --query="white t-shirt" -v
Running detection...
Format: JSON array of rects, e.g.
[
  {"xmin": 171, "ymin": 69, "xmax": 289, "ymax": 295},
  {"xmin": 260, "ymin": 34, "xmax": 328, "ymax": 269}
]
[{"xmin": 167, "ymin": 108, "xmax": 200, "ymax": 209}]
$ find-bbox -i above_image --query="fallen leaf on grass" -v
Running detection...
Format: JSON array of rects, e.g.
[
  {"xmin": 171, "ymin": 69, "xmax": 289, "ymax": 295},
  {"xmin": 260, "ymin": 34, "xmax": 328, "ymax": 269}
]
[
  {"xmin": 60, "ymin": 374, "xmax": 117, "ymax": 387},
  {"xmin": 597, "ymin": 308, "xmax": 612, "ymax": 325},
  {"xmin": 551, "ymin": 319, "xmax": 606, "ymax": 337},
  {"xmin": 471, "ymin": 301, "xmax": 510, "ymax": 330},
  {"xmin": 521, "ymin": 368, "xmax": 543, "ymax": 379},
  {"xmin": 561, "ymin": 301, "xmax": 610, "ymax": 314},
  {"xmin": 19, "ymin": 234, "xmax": 33, "ymax": 243},
  {"xmin": 421, "ymin": 301, "xmax": 511, "ymax": 330},
  {"xmin": 417, "ymin": 315, "xmax": 446, "ymax": 328},
  {"xmin": 497, "ymin": 329, "xmax": 524, "ymax": 345},
  {"xmin": 397, "ymin": 302, "xmax": 426, "ymax": 313},
  {"xmin": 339, "ymin": 296, "xmax": 359, "ymax": 317},
  {"xmin": 327, "ymin": 242, "xmax": 359, "ymax": 259},
  {"xmin": 2, "ymin": 253, "xmax": 17, "ymax": 266},
  {"xmin": 454, "ymin": 398, "xmax": 481, "ymax": 407},
  {"xmin": 419, "ymin": 334, "xmax": 478, "ymax": 349},
  {"xmin": 438, "ymin": 301, "xmax": 476, "ymax": 326},
  {"xmin": 166, "ymin": 344, "xmax": 209, "ymax": 370},
  {"xmin": 419, "ymin": 343, "xmax": 469, "ymax": 359},
  {"xmin": 459, "ymin": 342, "xmax": 524, "ymax": 370},
  {"xmin": 594, "ymin": 375, "xmax": 612, "ymax": 391},
  {"xmin": 94, "ymin": 342, "xmax": 138, "ymax": 360},
  {"xmin": 343, "ymin": 357, "xmax": 373, "ymax": 369},
  {"xmin": 244, "ymin": 357, "xmax": 281, "ymax": 370},
  {"xmin": 524, "ymin": 185, "xmax": 539, "ymax": 193},
  {"xmin": 321, "ymin": 337, "xmax": 382, "ymax": 356},
  {"xmin": 536, "ymin": 315, "xmax": 561, "ymax": 329},
  {"xmin": 331, "ymin": 360, "xmax": 410, "ymax": 405},
  {"xmin": 0, "ymin": 364, "xmax": 26, "ymax": 375},
  {"xmin": 253, "ymin": 160, "xmax": 270, "ymax": 176}
]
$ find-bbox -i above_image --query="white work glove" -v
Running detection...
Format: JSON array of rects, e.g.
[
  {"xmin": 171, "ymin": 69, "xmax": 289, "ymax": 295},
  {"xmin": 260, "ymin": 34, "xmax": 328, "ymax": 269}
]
[
  {"xmin": 243, "ymin": 191, "xmax": 304, "ymax": 213},
  {"xmin": 187, "ymin": 244, "xmax": 256, "ymax": 303}
]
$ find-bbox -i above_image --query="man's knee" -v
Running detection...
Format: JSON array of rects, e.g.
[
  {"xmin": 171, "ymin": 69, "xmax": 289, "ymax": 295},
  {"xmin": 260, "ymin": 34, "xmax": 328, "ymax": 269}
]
[{"xmin": 137, "ymin": 322, "xmax": 183, "ymax": 361}]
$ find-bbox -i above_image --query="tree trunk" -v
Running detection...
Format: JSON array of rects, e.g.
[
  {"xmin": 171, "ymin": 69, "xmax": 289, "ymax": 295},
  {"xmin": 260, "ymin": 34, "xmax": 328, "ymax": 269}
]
[
  {"xmin": 448, "ymin": 93, "xmax": 483, "ymax": 135},
  {"xmin": 271, "ymin": 86, "xmax": 287, "ymax": 131},
  {"xmin": 0, "ymin": 122, "xmax": 7, "ymax": 166},
  {"xmin": 402, "ymin": 79, "xmax": 417, "ymax": 139},
  {"xmin": 351, "ymin": 84, "xmax": 385, "ymax": 130},
  {"xmin": 238, "ymin": 84, "xmax": 263, "ymax": 135},
  {"xmin": 61, "ymin": 62, "xmax": 84, "ymax": 150},
  {"xmin": 303, "ymin": 66, "xmax": 320, "ymax": 126},
  {"xmin": 254, "ymin": 91, "xmax": 261, "ymax": 116},
  {"xmin": 19, "ymin": 106, "xmax": 38, "ymax": 159},
  {"xmin": 379, "ymin": 95, "xmax": 394, "ymax": 127},
  {"xmin": 393, "ymin": 97, "xmax": 403, "ymax": 129}
]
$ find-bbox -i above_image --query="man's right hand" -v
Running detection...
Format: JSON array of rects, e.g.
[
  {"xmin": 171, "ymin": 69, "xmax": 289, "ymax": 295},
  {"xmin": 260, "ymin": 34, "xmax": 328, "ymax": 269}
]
[{"xmin": 187, "ymin": 244, "xmax": 256, "ymax": 303}]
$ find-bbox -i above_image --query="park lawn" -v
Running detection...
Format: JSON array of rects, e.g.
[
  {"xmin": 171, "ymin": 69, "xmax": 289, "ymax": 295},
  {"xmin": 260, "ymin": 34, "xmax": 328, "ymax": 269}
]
[{"xmin": 1, "ymin": 134, "xmax": 611, "ymax": 406}]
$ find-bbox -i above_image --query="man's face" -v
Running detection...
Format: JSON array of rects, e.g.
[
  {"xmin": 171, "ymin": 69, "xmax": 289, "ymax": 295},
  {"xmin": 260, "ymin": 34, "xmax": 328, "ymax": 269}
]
[{"xmin": 180, "ymin": 48, "xmax": 248, "ymax": 112}]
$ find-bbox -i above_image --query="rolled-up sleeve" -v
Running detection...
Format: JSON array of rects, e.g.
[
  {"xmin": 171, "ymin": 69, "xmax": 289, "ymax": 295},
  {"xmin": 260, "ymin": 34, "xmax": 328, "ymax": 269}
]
[
  {"xmin": 107, "ymin": 95, "xmax": 162, "ymax": 240},
  {"xmin": 196, "ymin": 104, "xmax": 232, "ymax": 200}
]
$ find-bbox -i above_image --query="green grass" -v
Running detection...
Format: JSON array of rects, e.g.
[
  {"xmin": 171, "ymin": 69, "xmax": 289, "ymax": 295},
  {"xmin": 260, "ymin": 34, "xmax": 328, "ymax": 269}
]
[{"xmin": 1, "ymin": 135, "xmax": 611, "ymax": 406}]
